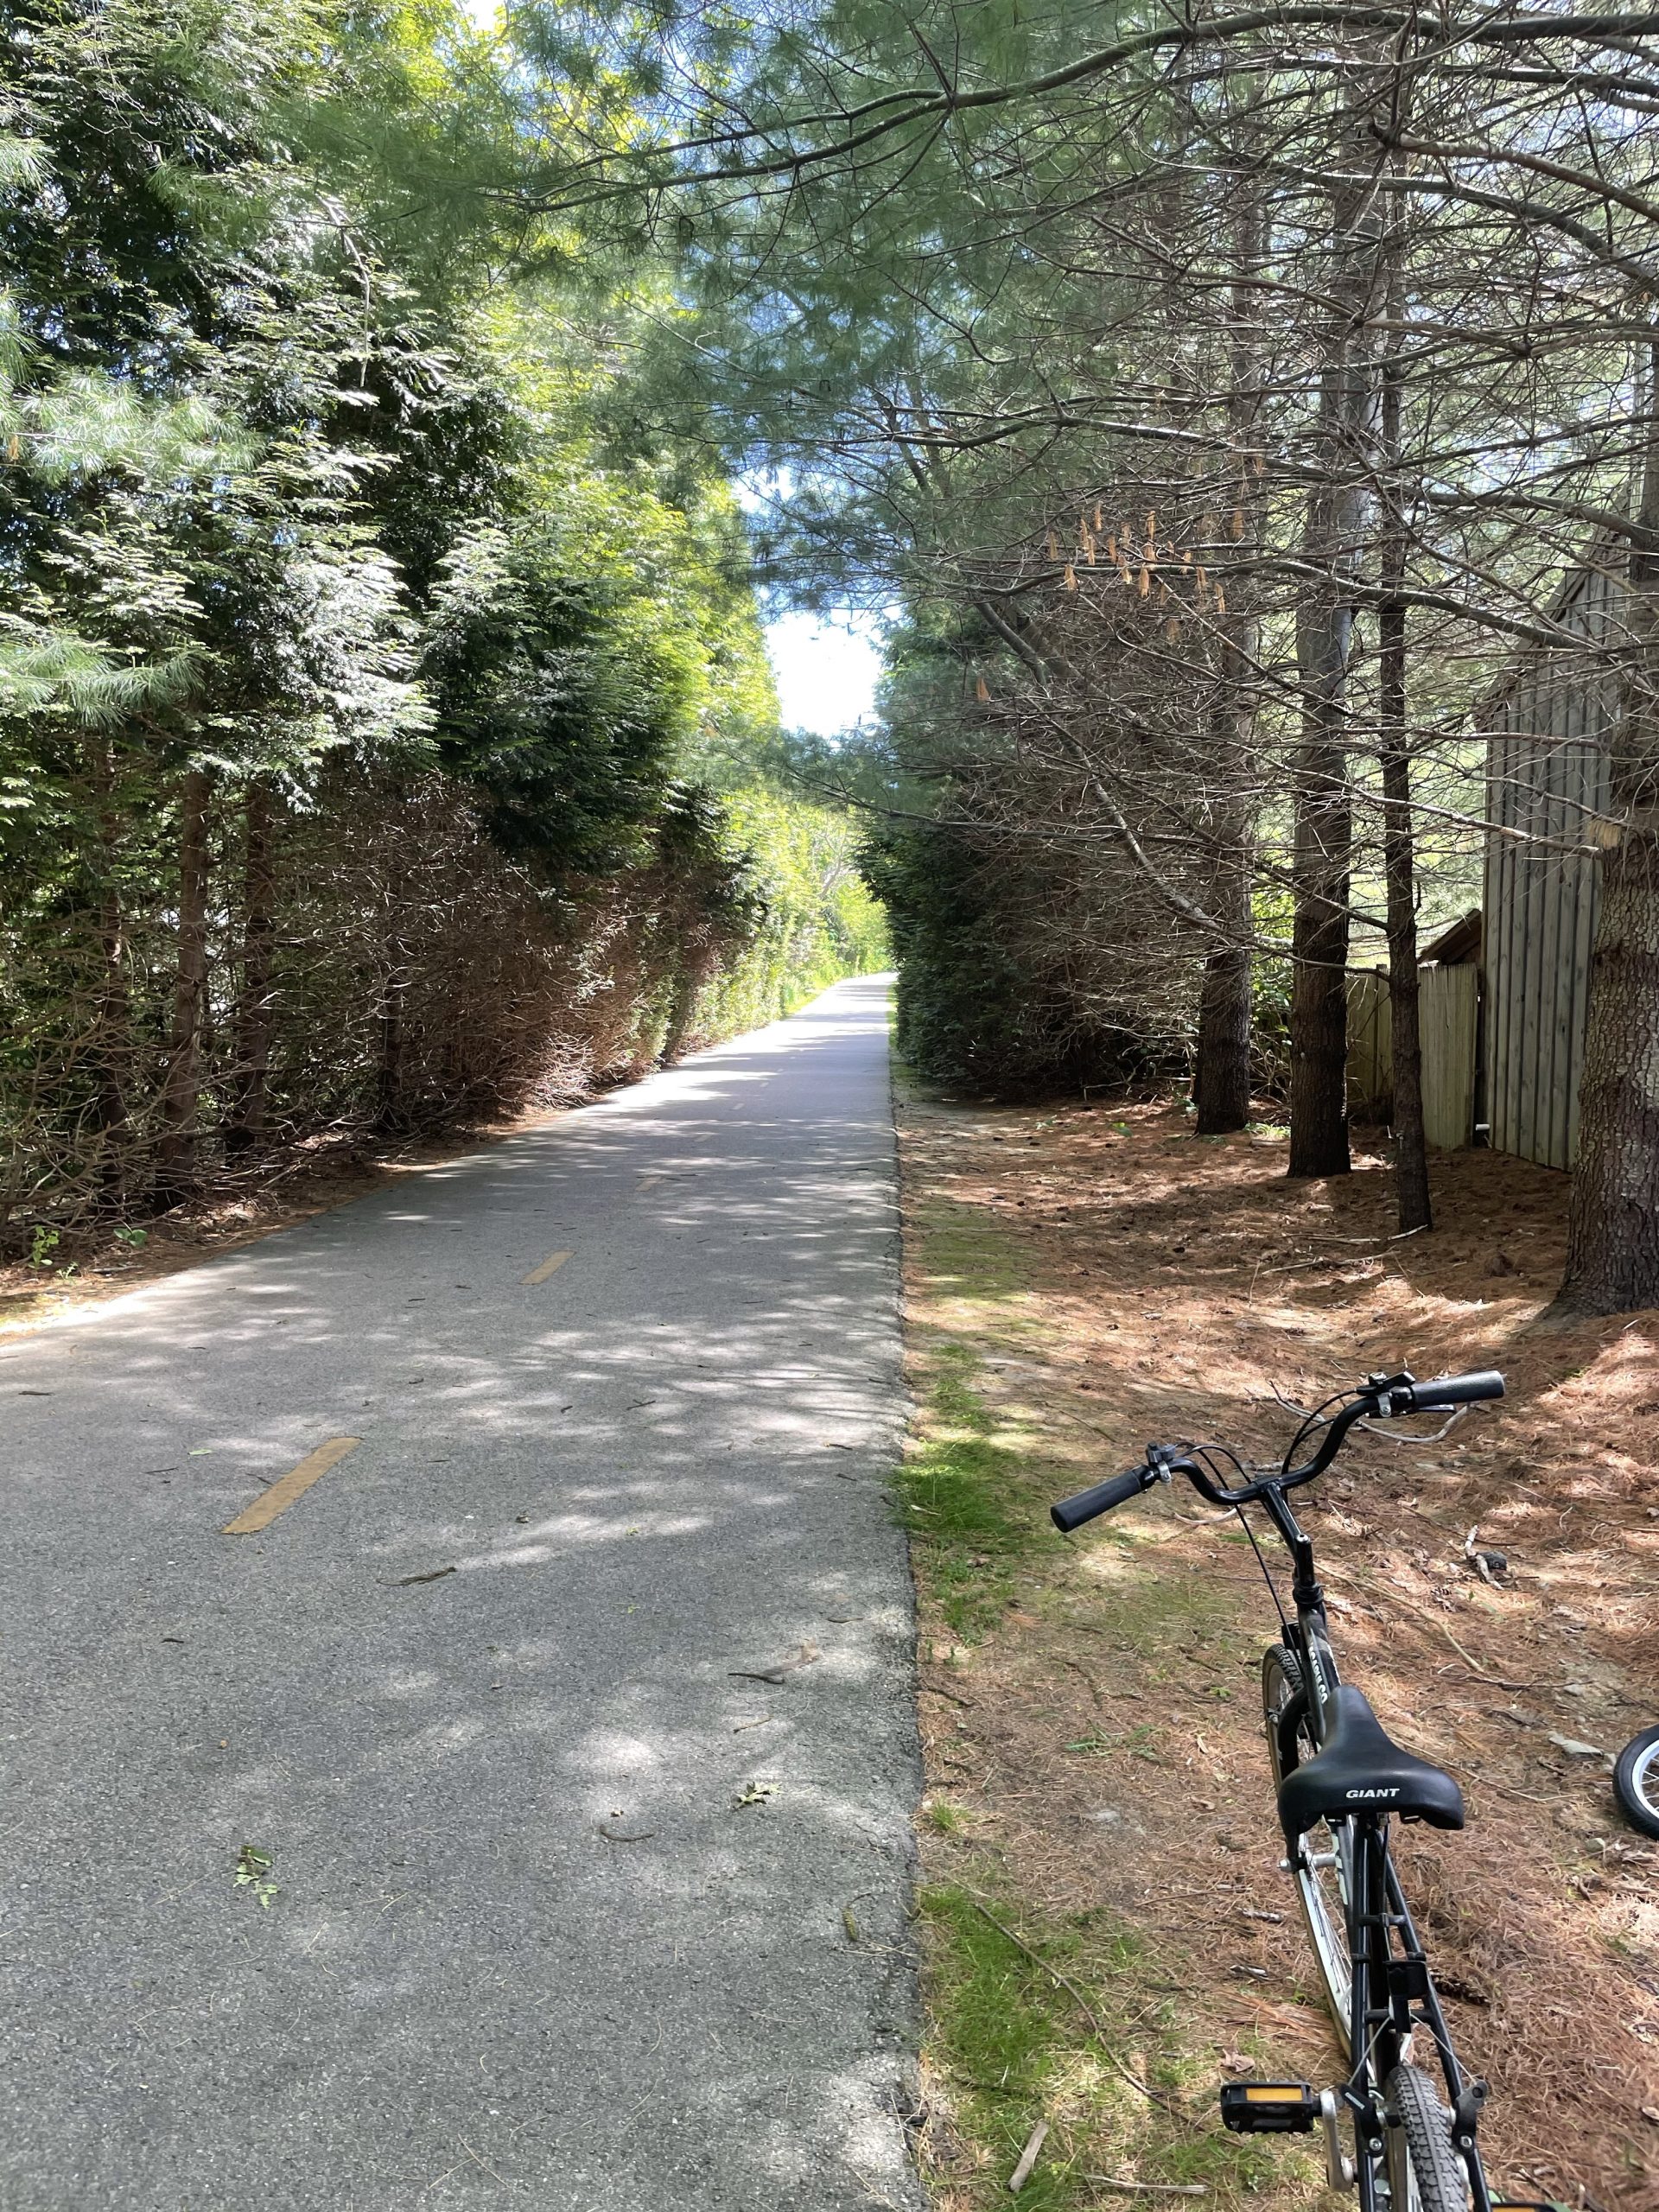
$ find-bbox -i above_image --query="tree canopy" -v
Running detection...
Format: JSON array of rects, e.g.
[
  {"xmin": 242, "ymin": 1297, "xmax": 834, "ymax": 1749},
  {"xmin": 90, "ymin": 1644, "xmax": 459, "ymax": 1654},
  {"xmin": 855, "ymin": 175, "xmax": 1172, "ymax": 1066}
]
[{"xmin": 0, "ymin": 0, "xmax": 884, "ymax": 1230}]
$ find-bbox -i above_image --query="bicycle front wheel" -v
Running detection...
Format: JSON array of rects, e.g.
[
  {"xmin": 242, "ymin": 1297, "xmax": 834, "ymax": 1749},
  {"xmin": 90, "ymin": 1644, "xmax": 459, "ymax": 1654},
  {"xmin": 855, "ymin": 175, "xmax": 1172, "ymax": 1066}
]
[
  {"xmin": 1382, "ymin": 2062, "xmax": 1470, "ymax": 2211},
  {"xmin": 1262, "ymin": 1644, "xmax": 1353, "ymax": 2053}
]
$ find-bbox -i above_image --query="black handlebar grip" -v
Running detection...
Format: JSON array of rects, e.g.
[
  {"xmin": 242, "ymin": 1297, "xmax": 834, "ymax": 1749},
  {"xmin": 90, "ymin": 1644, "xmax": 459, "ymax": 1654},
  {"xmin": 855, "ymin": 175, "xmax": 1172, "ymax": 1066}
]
[
  {"xmin": 1051, "ymin": 1465, "xmax": 1152, "ymax": 1533},
  {"xmin": 1406, "ymin": 1369, "xmax": 1505, "ymax": 1412}
]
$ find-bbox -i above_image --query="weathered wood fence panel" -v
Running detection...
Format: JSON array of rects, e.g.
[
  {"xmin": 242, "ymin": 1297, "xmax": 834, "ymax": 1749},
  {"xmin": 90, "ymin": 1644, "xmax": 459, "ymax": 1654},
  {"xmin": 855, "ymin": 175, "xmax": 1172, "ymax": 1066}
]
[
  {"xmin": 1347, "ymin": 965, "xmax": 1478, "ymax": 1147},
  {"xmin": 1480, "ymin": 556, "xmax": 1617, "ymax": 1170},
  {"xmin": 1346, "ymin": 970, "xmax": 1391, "ymax": 1121},
  {"xmin": 1419, "ymin": 964, "xmax": 1478, "ymax": 1150}
]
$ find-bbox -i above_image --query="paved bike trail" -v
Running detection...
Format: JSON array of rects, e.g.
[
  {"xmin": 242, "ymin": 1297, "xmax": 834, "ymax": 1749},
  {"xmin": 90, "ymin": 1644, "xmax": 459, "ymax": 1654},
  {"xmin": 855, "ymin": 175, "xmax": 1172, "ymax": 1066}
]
[{"xmin": 0, "ymin": 977, "xmax": 924, "ymax": 2212}]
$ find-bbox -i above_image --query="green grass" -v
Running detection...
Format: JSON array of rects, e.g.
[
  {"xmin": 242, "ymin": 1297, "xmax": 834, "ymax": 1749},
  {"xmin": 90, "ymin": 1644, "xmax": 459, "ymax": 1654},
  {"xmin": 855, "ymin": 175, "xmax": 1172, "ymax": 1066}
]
[
  {"xmin": 919, "ymin": 1195, "xmax": 1034, "ymax": 1304},
  {"xmin": 919, "ymin": 1885, "xmax": 1138, "ymax": 2210},
  {"xmin": 899, "ymin": 1149, "xmax": 1332, "ymax": 2209},
  {"xmin": 1056, "ymin": 1560, "xmax": 1245, "ymax": 1671},
  {"xmin": 895, "ymin": 1340, "xmax": 1046, "ymax": 1639},
  {"xmin": 918, "ymin": 1884, "xmax": 1296, "ymax": 2207}
]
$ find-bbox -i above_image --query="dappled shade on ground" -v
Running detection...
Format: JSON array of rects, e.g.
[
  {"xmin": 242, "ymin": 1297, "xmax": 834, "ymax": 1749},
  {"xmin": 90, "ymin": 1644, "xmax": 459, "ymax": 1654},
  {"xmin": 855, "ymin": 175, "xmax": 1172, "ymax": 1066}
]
[{"xmin": 0, "ymin": 982, "xmax": 921, "ymax": 2212}]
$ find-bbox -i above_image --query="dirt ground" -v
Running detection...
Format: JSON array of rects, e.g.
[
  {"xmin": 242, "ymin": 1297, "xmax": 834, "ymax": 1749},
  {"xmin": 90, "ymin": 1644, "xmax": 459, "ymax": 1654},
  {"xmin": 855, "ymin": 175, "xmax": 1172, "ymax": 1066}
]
[{"xmin": 896, "ymin": 1088, "xmax": 1659, "ymax": 2212}]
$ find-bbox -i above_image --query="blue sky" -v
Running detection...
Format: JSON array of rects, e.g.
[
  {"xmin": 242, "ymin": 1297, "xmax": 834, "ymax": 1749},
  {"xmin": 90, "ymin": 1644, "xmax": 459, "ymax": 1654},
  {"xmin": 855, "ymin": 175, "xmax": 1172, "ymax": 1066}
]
[{"xmin": 765, "ymin": 608, "xmax": 887, "ymax": 735}]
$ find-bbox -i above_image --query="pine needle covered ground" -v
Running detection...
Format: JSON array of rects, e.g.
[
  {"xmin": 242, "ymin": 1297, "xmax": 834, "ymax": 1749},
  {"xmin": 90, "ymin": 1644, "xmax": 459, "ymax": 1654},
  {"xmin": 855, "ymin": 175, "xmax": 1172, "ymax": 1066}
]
[{"xmin": 895, "ymin": 1074, "xmax": 1658, "ymax": 2212}]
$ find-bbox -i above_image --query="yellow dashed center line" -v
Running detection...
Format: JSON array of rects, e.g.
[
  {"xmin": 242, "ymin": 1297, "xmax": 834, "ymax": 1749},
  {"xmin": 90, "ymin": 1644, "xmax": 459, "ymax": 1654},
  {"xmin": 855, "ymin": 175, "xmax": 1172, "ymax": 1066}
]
[
  {"xmin": 522, "ymin": 1249, "xmax": 572, "ymax": 1287},
  {"xmin": 223, "ymin": 1436, "xmax": 361, "ymax": 1535}
]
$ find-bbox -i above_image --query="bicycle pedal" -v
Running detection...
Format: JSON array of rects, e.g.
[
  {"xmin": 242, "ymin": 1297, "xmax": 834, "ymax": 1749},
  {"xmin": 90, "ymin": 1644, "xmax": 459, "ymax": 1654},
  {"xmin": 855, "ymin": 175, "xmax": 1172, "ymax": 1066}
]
[{"xmin": 1219, "ymin": 2081, "xmax": 1319, "ymax": 2134}]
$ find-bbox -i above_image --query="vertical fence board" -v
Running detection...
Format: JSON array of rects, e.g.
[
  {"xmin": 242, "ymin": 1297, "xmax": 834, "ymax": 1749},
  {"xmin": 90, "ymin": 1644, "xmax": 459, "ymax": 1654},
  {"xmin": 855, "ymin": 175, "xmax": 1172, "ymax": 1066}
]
[
  {"xmin": 1482, "ymin": 546, "xmax": 1616, "ymax": 1173},
  {"xmin": 1345, "ymin": 969, "xmax": 1392, "ymax": 1119},
  {"xmin": 1504, "ymin": 690, "xmax": 1535, "ymax": 1158},
  {"xmin": 1421, "ymin": 965, "xmax": 1478, "ymax": 1149},
  {"xmin": 1532, "ymin": 670, "xmax": 1557, "ymax": 1154},
  {"xmin": 1495, "ymin": 721, "xmax": 1522, "ymax": 1159}
]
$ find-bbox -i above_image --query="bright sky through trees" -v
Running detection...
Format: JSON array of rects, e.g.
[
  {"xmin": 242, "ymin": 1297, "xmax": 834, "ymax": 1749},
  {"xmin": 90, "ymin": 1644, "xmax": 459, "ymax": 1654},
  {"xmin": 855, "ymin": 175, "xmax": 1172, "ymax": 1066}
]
[{"xmin": 766, "ymin": 609, "xmax": 885, "ymax": 734}]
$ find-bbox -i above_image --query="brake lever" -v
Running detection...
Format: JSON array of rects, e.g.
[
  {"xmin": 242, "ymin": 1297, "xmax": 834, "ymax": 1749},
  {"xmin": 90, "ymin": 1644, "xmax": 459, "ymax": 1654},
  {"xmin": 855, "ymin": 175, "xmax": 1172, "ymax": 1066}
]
[
  {"xmin": 1271, "ymin": 1380, "xmax": 1469, "ymax": 1449},
  {"xmin": 1351, "ymin": 1405, "xmax": 1470, "ymax": 1446}
]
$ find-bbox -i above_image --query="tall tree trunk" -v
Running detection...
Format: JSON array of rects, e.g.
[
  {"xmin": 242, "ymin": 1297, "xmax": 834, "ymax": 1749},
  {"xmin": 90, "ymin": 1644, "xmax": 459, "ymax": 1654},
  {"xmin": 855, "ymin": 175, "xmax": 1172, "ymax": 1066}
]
[
  {"xmin": 85, "ymin": 734, "xmax": 133, "ymax": 1191},
  {"xmin": 1379, "ymin": 678, "xmax": 1431, "ymax": 1231},
  {"xmin": 1377, "ymin": 248, "xmax": 1432, "ymax": 1233},
  {"xmin": 1560, "ymin": 332, "xmax": 1659, "ymax": 1312},
  {"xmin": 1195, "ymin": 172, "xmax": 1264, "ymax": 1139},
  {"xmin": 225, "ymin": 778, "xmax": 276, "ymax": 1157},
  {"xmin": 1194, "ymin": 826, "xmax": 1254, "ymax": 1133},
  {"xmin": 376, "ymin": 857, "xmax": 408, "ymax": 1134},
  {"xmin": 1287, "ymin": 89, "xmax": 1387, "ymax": 1179},
  {"xmin": 1287, "ymin": 769, "xmax": 1352, "ymax": 1174},
  {"xmin": 155, "ymin": 767, "xmax": 213, "ymax": 1200}
]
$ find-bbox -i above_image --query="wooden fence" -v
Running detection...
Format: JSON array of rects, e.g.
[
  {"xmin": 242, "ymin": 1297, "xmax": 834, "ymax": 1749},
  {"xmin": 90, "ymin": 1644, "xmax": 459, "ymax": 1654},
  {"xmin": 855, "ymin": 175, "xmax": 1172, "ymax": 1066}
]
[
  {"xmin": 1346, "ymin": 543, "xmax": 1624, "ymax": 1172},
  {"xmin": 1479, "ymin": 554, "xmax": 1618, "ymax": 1169},
  {"xmin": 1346, "ymin": 969, "xmax": 1393, "ymax": 1121},
  {"xmin": 1420, "ymin": 964, "xmax": 1479, "ymax": 1149},
  {"xmin": 1346, "ymin": 964, "xmax": 1479, "ymax": 1148}
]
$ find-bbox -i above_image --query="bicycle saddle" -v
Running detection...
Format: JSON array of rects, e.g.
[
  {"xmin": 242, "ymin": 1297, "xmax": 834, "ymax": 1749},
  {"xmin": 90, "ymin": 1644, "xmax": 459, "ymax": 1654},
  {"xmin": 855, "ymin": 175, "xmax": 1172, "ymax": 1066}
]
[{"xmin": 1278, "ymin": 1687, "xmax": 1465, "ymax": 1839}]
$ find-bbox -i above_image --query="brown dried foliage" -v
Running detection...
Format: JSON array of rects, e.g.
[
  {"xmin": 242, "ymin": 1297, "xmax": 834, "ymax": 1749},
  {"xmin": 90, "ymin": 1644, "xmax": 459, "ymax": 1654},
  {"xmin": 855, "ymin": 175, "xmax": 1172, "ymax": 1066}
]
[{"xmin": 0, "ymin": 765, "xmax": 746, "ymax": 1243}]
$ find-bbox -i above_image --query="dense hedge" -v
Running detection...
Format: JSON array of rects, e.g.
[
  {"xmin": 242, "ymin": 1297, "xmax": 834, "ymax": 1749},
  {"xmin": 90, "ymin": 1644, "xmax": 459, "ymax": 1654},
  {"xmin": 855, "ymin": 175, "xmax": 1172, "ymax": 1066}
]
[
  {"xmin": 864, "ymin": 819, "xmax": 1170, "ymax": 1098},
  {"xmin": 0, "ymin": 0, "xmax": 881, "ymax": 1243}
]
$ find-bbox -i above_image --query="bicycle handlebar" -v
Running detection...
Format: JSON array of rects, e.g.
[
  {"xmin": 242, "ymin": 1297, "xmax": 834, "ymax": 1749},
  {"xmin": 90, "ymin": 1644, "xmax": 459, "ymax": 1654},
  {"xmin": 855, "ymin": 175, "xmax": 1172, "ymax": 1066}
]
[
  {"xmin": 1050, "ymin": 1368, "xmax": 1504, "ymax": 1532},
  {"xmin": 1050, "ymin": 1464, "xmax": 1157, "ymax": 1532},
  {"xmin": 1398, "ymin": 1369, "xmax": 1504, "ymax": 1413}
]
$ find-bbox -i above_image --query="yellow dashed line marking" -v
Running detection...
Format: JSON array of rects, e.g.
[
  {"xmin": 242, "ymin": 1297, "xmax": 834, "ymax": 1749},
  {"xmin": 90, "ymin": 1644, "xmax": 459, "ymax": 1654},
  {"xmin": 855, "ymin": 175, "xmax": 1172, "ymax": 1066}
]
[
  {"xmin": 522, "ymin": 1249, "xmax": 572, "ymax": 1287},
  {"xmin": 223, "ymin": 1436, "xmax": 361, "ymax": 1535}
]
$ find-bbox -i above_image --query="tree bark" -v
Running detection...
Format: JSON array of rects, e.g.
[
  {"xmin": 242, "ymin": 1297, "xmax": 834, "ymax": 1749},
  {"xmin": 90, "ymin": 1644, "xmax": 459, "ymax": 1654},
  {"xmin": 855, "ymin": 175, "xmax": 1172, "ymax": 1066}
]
[
  {"xmin": 155, "ymin": 766, "xmax": 213, "ymax": 1200},
  {"xmin": 1194, "ymin": 830, "xmax": 1253, "ymax": 1132},
  {"xmin": 85, "ymin": 734, "xmax": 133, "ymax": 1189},
  {"xmin": 225, "ymin": 778, "xmax": 276, "ymax": 1157},
  {"xmin": 1560, "ymin": 330, "xmax": 1659, "ymax": 1312},
  {"xmin": 1377, "ymin": 247, "xmax": 1432, "ymax": 1233},
  {"xmin": 1194, "ymin": 171, "xmax": 1264, "ymax": 1140},
  {"xmin": 1560, "ymin": 828, "xmax": 1659, "ymax": 1310},
  {"xmin": 1379, "ymin": 708, "xmax": 1431, "ymax": 1231},
  {"xmin": 1287, "ymin": 85, "xmax": 1388, "ymax": 1179}
]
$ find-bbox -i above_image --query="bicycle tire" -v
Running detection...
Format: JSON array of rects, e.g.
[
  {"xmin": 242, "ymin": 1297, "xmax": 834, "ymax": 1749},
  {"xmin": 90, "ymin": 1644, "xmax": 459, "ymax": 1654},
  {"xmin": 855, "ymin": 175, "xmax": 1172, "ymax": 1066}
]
[
  {"xmin": 1262, "ymin": 1643, "xmax": 1354, "ymax": 2053},
  {"xmin": 1613, "ymin": 1725, "xmax": 1659, "ymax": 1839},
  {"xmin": 1383, "ymin": 2062, "xmax": 1469, "ymax": 2211}
]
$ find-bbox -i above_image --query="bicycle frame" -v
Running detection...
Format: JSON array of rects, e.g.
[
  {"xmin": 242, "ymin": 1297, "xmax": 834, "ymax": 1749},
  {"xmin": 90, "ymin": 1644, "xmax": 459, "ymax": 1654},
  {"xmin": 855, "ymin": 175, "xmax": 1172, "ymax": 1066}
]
[{"xmin": 1267, "ymin": 1481, "xmax": 1494, "ymax": 2211}]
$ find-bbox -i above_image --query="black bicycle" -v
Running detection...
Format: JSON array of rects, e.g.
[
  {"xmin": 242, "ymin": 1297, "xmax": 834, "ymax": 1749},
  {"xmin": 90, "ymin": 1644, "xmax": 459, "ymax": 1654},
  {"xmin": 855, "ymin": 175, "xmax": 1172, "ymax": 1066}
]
[{"xmin": 1052, "ymin": 1366, "xmax": 1557, "ymax": 2212}]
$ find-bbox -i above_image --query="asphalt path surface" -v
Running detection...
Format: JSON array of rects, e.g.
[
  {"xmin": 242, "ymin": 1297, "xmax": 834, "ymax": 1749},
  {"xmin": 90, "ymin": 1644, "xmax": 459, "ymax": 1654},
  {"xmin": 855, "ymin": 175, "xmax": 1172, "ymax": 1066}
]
[{"xmin": 0, "ymin": 977, "xmax": 923, "ymax": 2212}]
